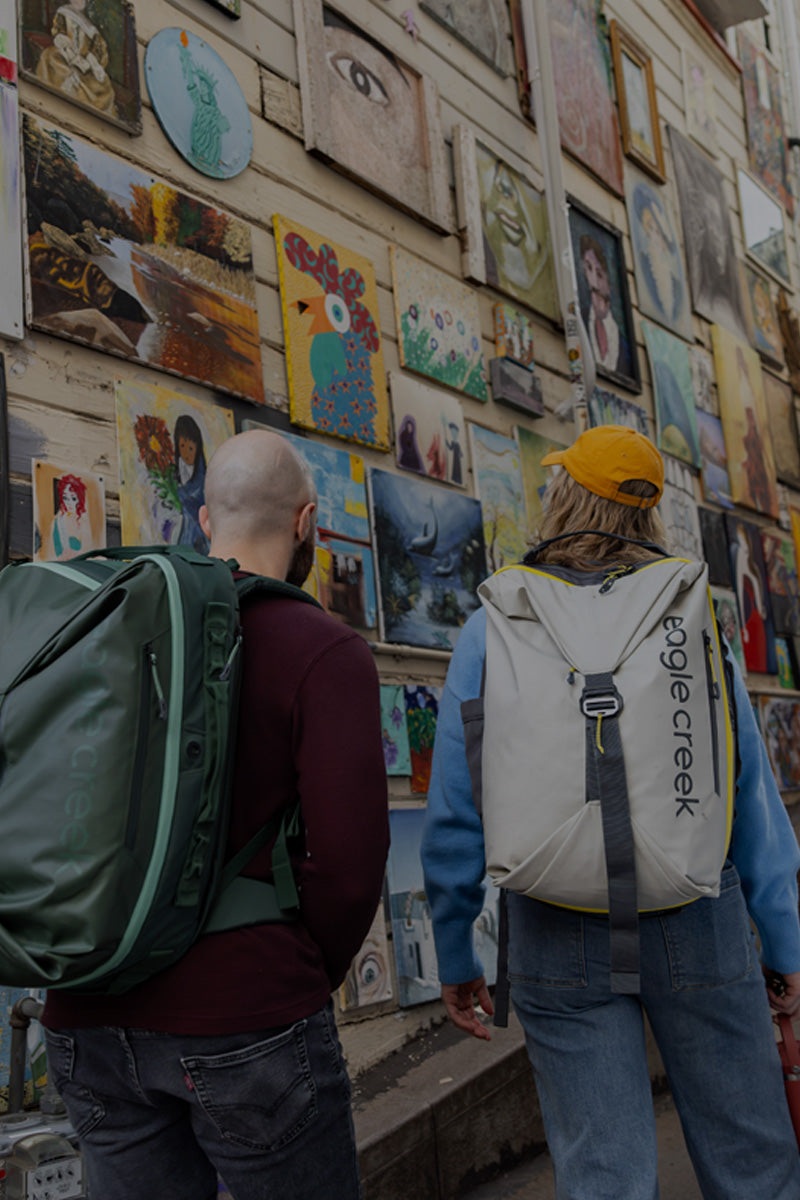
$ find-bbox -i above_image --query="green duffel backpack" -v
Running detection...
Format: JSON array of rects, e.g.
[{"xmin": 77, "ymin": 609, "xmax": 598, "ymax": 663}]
[{"xmin": 0, "ymin": 545, "xmax": 316, "ymax": 993}]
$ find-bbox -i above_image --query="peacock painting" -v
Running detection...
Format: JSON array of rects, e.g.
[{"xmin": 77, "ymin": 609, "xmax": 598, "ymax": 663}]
[{"xmin": 274, "ymin": 214, "xmax": 390, "ymax": 450}]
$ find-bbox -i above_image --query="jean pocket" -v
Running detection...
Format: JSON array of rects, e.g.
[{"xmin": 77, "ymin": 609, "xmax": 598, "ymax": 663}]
[
  {"xmin": 661, "ymin": 867, "xmax": 754, "ymax": 991},
  {"xmin": 43, "ymin": 1030, "xmax": 106, "ymax": 1138},
  {"xmin": 182, "ymin": 1021, "xmax": 317, "ymax": 1152},
  {"xmin": 506, "ymin": 894, "xmax": 586, "ymax": 988}
]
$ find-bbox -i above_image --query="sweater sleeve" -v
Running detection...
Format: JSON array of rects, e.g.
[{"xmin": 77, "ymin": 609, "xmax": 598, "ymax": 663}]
[
  {"xmin": 728, "ymin": 656, "xmax": 800, "ymax": 974},
  {"xmin": 421, "ymin": 609, "xmax": 489, "ymax": 985}
]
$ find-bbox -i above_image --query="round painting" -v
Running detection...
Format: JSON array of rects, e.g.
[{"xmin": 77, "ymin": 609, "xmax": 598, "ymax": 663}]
[{"xmin": 145, "ymin": 28, "xmax": 252, "ymax": 179}]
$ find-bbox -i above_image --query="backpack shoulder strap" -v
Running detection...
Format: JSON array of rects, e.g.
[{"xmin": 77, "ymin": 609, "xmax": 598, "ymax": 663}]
[{"xmin": 235, "ymin": 573, "xmax": 323, "ymax": 609}]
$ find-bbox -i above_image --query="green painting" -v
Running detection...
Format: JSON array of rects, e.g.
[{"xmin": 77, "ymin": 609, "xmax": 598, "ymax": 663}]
[
  {"xmin": 468, "ymin": 423, "xmax": 529, "ymax": 571},
  {"xmin": 516, "ymin": 427, "xmax": 566, "ymax": 541}
]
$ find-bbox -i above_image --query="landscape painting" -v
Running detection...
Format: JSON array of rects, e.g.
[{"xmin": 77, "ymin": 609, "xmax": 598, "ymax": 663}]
[
  {"xmin": 115, "ymin": 378, "xmax": 234, "ymax": 552},
  {"xmin": 468, "ymin": 423, "xmax": 529, "ymax": 572},
  {"xmin": 516, "ymin": 427, "xmax": 566, "ymax": 540},
  {"xmin": 712, "ymin": 324, "xmax": 779, "ymax": 519},
  {"xmin": 726, "ymin": 513, "xmax": 777, "ymax": 675},
  {"xmin": 23, "ymin": 115, "xmax": 264, "ymax": 403},
  {"xmin": 391, "ymin": 372, "xmax": 467, "ymax": 488},
  {"xmin": 642, "ymin": 321, "xmax": 700, "ymax": 467},
  {"xmin": 275, "ymin": 214, "xmax": 389, "ymax": 450},
  {"xmin": 380, "ymin": 684, "xmax": 411, "ymax": 776},
  {"xmin": 404, "ymin": 684, "xmax": 441, "ymax": 794},
  {"xmin": 32, "ymin": 459, "xmax": 105, "ymax": 560},
  {"xmin": 369, "ymin": 467, "xmax": 486, "ymax": 651}
]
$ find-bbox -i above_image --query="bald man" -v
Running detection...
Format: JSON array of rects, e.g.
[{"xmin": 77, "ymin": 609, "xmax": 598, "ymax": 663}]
[{"xmin": 43, "ymin": 431, "xmax": 390, "ymax": 1200}]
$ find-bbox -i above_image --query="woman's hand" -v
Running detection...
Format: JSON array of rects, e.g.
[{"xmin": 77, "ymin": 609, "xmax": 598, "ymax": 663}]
[
  {"xmin": 765, "ymin": 967, "xmax": 800, "ymax": 1017},
  {"xmin": 441, "ymin": 976, "xmax": 494, "ymax": 1041}
]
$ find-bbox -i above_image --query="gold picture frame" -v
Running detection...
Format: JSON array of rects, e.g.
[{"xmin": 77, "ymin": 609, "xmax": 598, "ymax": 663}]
[{"xmin": 610, "ymin": 20, "xmax": 665, "ymax": 183}]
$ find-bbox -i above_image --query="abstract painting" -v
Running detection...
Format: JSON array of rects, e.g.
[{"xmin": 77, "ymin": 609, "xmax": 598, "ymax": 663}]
[
  {"xmin": 726, "ymin": 513, "xmax": 777, "ymax": 675},
  {"xmin": 661, "ymin": 454, "xmax": 702, "ymax": 563},
  {"xmin": 516, "ymin": 427, "xmax": 566, "ymax": 541},
  {"xmin": 339, "ymin": 900, "xmax": 393, "ymax": 1011},
  {"xmin": 294, "ymin": 0, "xmax": 451, "ymax": 232},
  {"xmin": 404, "ymin": 684, "xmax": 441, "ymax": 794},
  {"xmin": 391, "ymin": 372, "xmax": 467, "ymax": 488},
  {"xmin": 32, "ymin": 459, "xmax": 105, "ymax": 560},
  {"xmin": 762, "ymin": 372, "xmax": 800, "ymax": 489},
  {"xmin": 116, "ymin": 379, "xmax": 234, "ymax": 552},
  {"xmin": 696, "ymin": 410, "xmax": 733, "ymax": 509},
  {"xmin": 758, "ymin": 697, "xmax": 800, "ymax": 790},
  {"xmin": 738, "ymin": 168, "xmax": 791, "ymax": 288},
  {"xmin": 380, "ymin": 684, "xmax": 411, "ymax": 776},
  {"xmin": 744, "ymin": 266, "xmax": 783, "ymax": 366},
  {"xmin": 710, "ymin": 585, "xmax": 745, "ymax": 673},
  {"xmin": 712, "ymin": 324, "xmax": 779, "ymax": 519},
  {"xmin": 493, "ymin": 302, "xmax": 536, "ymax": 366},
  {"xmin": 737, "ymin": 30, "xmax": 793, "ymax": 216},
  {"xmin": 0, "ymin": 85, "xmax": 23, "ymax": 340},
  {"xmin": 420, "ymin": 0, "xmax": 513, "ymax": 74},
  {"xmin": 626, "ymin": 171, "xmax": 693, "ymax": 342},
  {"xmin": 760, "ymin": 530, "xmax": 800, "ymax": 636},
  {"xmin": 683, "ymin": 51, "xmax": 717, "ymax": 156},
  {"xmin": 700, "ymin": 507, "xmax": 731, "ymax": 587},
  {"xmin": 275, "ymin": 214, "xmax": 389, "ymax": 449},
  {"xmin": 642, "ymin": 321, "xmax": 700, "ymax": 468},
  {"xmin": 369, "ymin": 467, "xmax": 486, "ymax": 651},
  {"xmin": 468, "ymin": 423, "xmax": 529, "ymax": 572},
  {"xmin": 587, "ymin": 389, "xmax": 649, "ymax": 436},
  {"xmin": 669, "ymin": 127, "xmax": 750, "ymax": 345},
  {"xmin": 23, "ymin": 115, "xmax": 264, "ymax": 403},
  {"xmin": 391, "ymin": 246, "xmax": 488, "ymax": 402},
  {"xmin": 20, "ymin": 0, "xmax": 141, "ymax": 132},
  {"xmin": 145, "ymin": 29, "xmax": 252, "ymax": 179}
]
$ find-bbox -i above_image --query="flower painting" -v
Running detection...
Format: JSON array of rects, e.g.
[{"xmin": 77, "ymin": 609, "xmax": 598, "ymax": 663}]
[
  {"xmin": 380, "ymin": 684, "xmax": 411, "ymax": 776},
  {"xmin": 404, "ymin": 684, "xmax": 441, "ymax": 794}
]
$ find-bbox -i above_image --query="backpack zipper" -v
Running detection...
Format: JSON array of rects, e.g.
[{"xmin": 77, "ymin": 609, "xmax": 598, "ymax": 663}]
[
  {"xmin": 126, "ymin": 644, "xmax": 166, "ymax": 850},
  {"xmin": 703, "ymin": 630, "xmax": 721, "ymax": 795}
]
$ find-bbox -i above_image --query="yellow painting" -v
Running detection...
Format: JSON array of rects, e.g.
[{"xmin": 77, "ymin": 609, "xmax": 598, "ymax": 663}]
[
  {"xmin": 711, "ymin": 324, "xmax": 779, "ymax": 519},
  {"xmin": 32, "ymin": 459, "xmax": 106, "ymax": 561},
  {"xmin": 274, "ymin": 214, "xmax": 390, "ymax": 450}
]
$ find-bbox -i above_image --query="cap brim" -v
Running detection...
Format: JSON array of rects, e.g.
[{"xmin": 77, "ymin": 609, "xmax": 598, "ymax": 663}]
[{"xmin": 540, "ymin": 450, "xmax": 565, "ymax": 467}]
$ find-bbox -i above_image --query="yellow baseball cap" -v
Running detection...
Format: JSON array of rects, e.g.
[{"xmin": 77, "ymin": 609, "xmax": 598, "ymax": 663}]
[{"xmin": 540, "ymin": 425, "xmax": 664, "ymax": 508}]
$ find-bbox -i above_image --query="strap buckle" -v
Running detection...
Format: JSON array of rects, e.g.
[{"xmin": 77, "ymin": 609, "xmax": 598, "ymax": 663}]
[{"xmin": 580, "ymin": 686, "xmax": 623, "ymax": 719}]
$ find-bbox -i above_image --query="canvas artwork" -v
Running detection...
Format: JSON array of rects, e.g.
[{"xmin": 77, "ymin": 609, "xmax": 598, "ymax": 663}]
[
  {"xmin": 314, "ymin": 537, "xmax": 377, "ymax": 629},
  {"xmin": 493, "ymin": 302, "xmax": 536, "ymax": 367},
  {"xmin": 758, "ymin": 697, "xmax": 800, "ymax": 790},
  {"xmin": 391, "ymin": 246, "xmax": 488, "ymax": 403},
  {"xmin": 778, "ymin": 290, "xmax": 800, "ymax": 392},
  {"xmin": 710, "ymin": 585, "xmax": 745, "ymax": 674},
  {"xmin": 725, "ymin": 513, "xmax": 777, "ymax": 675},
  {"xmin": 775, "ymin": 638, "xmax": 795, "ymax": 689},
  {"xmin": 369, "ymin": 467, "xmax": 486, "ymax": 651},
  {"xmin": 380, "ymin": 684, "xmax": 411, "ymax": 776},
  {"xmin": 339, "ymin": 900, "xmax": 393, "ymax": 1011},
  {"xmin": 275, "ymin": 214, "xmax": 389, "ymax": 449},
  {"xmin": 404, "ymin": 685, "xmax": 441, "ymax": 794},
  {"xmin": 661, "ymin": 455, "xmax": 702, "ymax": 563},
  {"xmin": 294, "ymin": 0, "xmax": 451, "ymax": 233},
  {"xmin": 762, "ymin": 372, "xmax": 800, "ymax": 489},
  {"xmin": 737, "ymin": 31, "xmax": 793, "ymax": 217},
  {"xmin": 642, "ymin": 321, "xmax": 700, "ymax": 468},
  {"xmin": 0, "ymin": 85, "xmax": 23, "ymax": 340},
  {"xmin": 760, "ymin": 530, "xmax": 800, "ymax": 637},
  {"xmin": 568, "ymin": 200, "xmax": 639, "ymax": 392},
  {"xmin": 116, "ymin": 378, "xmax": 234, "ymax": 552},
  {"xmin": 587, "ymin": 389, "xmax": 649, "ymax": 436},
  {"xmin": 669, "ymin": 127, "xmax": 750, "ymax": 346},
  {"xmin": 391, "ymin": 372, "xmax": 467, "ymax": 489},
  {"xmin": 744, "ymin": 266, "xmax": 783, "ymax": 366},
  {"xmin": 20, "ymin": 0, "xmax": 140, "ymax": 132},
  {"xmin": 489, "ymin": 357, "xmax": 544, "ymax": 418},
  {"xmin": 0, "ymin": 0, "xmax": 17, "ymax": 82},
  {"xmin": 738, "ymin": 168, "xmax": 791, "ymax": 289},
  {"xmin": 626, "ymin": 172, "xmax": 693, "ymax": 342},
  {"xmin": 696, "ymin": 410, "xmax": 733, "ymax": 509},
  {"xmin": 0, "ymin": 357, "xmax": 8, "ymax": 568},
  {"xmin": 683, "ymin": 51, "xmax": 717, "ymax": 155},
  {"xmin": 517, "ymin": 427, "xmax": 566, "ymax": 540},
  {"xmin": 700, "ymin": 508, "xmax": 731, "ymax": 587},
  {"xmin": 689, "ymin": 346, "xmax": 717, "ymax": 417},
  {"xmin": 23, "ymin": 116, "xmax": 264, "ymax": 403},
  {"xmin": 609, "ymin": 21, "xmax": 664, "ymax": 181},
  {"xmin": 468, "ymin": 423, "xmax": 529, "ymax": 572},
  {"xmin": 32, "ymin": 459, "xmax": 105, "ymax": 560},
  {"xmin": 420, "ymin": 0, "xmax": 513, "ymax": 75},
  {"xmin": 144, "ymin": 29, "xmax": 252, "ymax": 180},
  {"xmin": 712, "ymin": 324, "xmax": 779, "ymax": 519}
]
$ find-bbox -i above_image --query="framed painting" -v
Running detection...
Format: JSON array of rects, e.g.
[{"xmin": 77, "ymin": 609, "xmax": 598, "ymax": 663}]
[
  {"xmin": 339, "ymin": 899, "xmax": 393, "ymax": 1012},
  {"xmin": 419, "ymin": 0, "xmax": 513, "ymax": 75},
  {"xmin": 758, "ymin": 697, "xmax": 800, "ymax": 790},
  {"xmin": 391, "ymin": 246, "xmax": 488, "ymax": 403},
  {"xmin": 661, "ymin": 454, "xmax": 703, "ymax": 563},
  {"xmin": 744, "ymin": 265, "xmax": 784, "ymax": 367},
  {"xmin": 493, "ymin": 302, "xmax": 536, "ymax": 367},
  {"xmin": 682, "ymin": 51, "xmax": 717, "ymax": 157},
  {"xmin": 626, "ymin": 171, "xmax": 692, "ymax": 342},
  {"xmin": 587, "ymin": 389, "xmax": 649, "ymax": 436},
  {"xmin": 1, "ymin": 0, "xmax": 17, "ymax": 82},
  {"xmin": 669, "ymin": 127, "xmax": 750, "ymax": 345},
  {"xmin": 380, "ymin": 684, "xmax": 411, "ymax": 776},
  {"xmin": 710, "ymin": 585, "xmax": 745, "ymax": 673},
  {"xmin": 404, "ymin": 684, "xmax": 441, "ymax": 794},
  {"xmin": 699, "ymin": 507, "xmax": 732, "ymax": 587},
  {"xmin": 516, "ymin": 427, "xmax": 566, "ymax": 540},
  {"xmin": 696, "ymin": 410, "xmax": 733, "ymax": 509},
  {"xmin": 32, "ymin": 459, "xmax": 105, "ymax": 560},
  {"xmin": 468, "ymin": 422, "xmax": 529, "ymax": 572},
  {"xmin": 689, "ymin": 346, "xmax": 717, "ymax": 417},
  {"xmin": 0, "ymin": 84, "xmax": 23, "ymax": 340},
  {"xmin": 391, "ymin": 373, "xmax": 466, "ymax": 489},
  {"xmin": 738, "ymin": 168, "xmax": 791, "ymax": 289},
  {"xmin": 761, "ymin": 530, "xmax": 800, "ymax": 637},
  {"xmin": 20, "ymin": 0, "xmax": 141, "ymax": 133},
  {"xmin": 274, "ymin": 214, "xmax": 389, "ymax": 450},
  {"xmin": 144, "ymin": 29, "xmax": 252, "ymax": 179},
  {"xmin": 23, "ymin": 116, "xmax": 264, "ymax": 403},
  {"xmin": 642, "ymin": 321, "xmax": 700, "ymax": 468},
  {"xmin": 454, "ymin": 126, "xmax": 559, "ymax": 324},
  {"xmin": 293, "ymin": 0, "xmax": 451, "ymax": 233},
  {"xmin": 369, "ymin": 467, "xmax": 486, "ymax": 651},
  {"xmin": 726, "ymin": 513, "xmax": 777, "ymax": 675},
  {"xmin": 762, "ymin": 372, "xmax": 800, "ymax": 489},
  {"xmin": 568, "ymin": 199, "xmax": 639, "ymax": 393},
  {"xmin": 115, "ymin": 378, "xmax": 234, "ymax": 553},
  {"xmin": 712, "ymin": 324, "xmax": 779, "ymax": 519},
  {"xmin": 609, "ymin": 21, "xmax": 664, "ymax": 182},
  {"xmin": 737, "ymin": 31, "xmax": 793, "ymax": 217}
]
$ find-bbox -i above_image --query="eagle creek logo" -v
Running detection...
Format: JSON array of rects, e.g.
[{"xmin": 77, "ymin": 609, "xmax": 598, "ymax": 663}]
[
  {"xmin": 660, "ymin": 616, "xmax": 699, "ymax": 818},
  {"xmin": 55, "ymin": 634, "xmax": 108, "ymax": 877}
]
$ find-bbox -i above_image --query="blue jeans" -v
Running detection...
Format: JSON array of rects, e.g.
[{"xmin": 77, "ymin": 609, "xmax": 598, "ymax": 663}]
[
  {"xmin": 507, "ymin": 867, "xmax": 800, "ymax": 1200},
  {"xmin": 44, "ymin": 1002, "xmax": 361, "ymax": 1200}
]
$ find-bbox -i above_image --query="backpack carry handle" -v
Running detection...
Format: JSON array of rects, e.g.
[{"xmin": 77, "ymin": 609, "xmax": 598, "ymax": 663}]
[
  {"xmin": 72, "ymin": 545, "xmax": 214, "ymax": 566},
  {"xmin": 524, "ymin": 530, "xmax": 669, "ymax": 563}
]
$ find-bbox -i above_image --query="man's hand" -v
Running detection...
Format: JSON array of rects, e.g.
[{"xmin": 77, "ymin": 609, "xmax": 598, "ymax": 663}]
[
  {"xmin": 764, "ymin": 967, "xmax": 800, "ymax": 1016},
  {"xmin": 441, "ymin": 976, "xmax": 494, "ymax": 1041}
]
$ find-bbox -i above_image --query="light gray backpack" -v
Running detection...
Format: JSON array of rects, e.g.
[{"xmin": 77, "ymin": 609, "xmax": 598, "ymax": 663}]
[{"xmin": 462, "ymin": 544, "xmax": 736, "ymax": 996}]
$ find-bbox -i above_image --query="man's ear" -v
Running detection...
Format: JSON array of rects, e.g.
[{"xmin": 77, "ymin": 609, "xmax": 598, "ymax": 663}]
[
  {"xmin": 199, "ymin": 504, "xmax": 211, "ymax": 540},
  {"xmin": 296, "ymin": 500, "xmax": 316, "ymax": 541}
]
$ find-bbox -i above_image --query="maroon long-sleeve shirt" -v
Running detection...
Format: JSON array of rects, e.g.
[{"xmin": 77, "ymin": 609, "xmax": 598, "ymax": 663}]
[{"xmin": 44, "ymin": 586, "xmax": 390, "ymax": 1034}]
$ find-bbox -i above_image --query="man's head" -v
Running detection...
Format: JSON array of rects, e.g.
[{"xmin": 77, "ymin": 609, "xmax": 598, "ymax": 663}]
[
  {"xmin": 579, "ymin": 235, "xmax": 611, "ymax": 319},
  {"xmin": 199, "ymin": 430, "xmax": 317, "ymax": 585}
]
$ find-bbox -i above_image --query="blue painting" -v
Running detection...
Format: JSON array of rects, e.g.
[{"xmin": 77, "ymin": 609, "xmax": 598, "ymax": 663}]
[
  {"xmin": 369, "ymin": 468, "xmax": 486, "ymax": 650},
  {"xmin": 642, "ymin": 320, "xmax": 701, "ymax": 468}
]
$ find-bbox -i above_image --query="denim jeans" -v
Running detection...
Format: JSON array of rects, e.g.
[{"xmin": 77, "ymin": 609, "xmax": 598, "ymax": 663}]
[
  {"xmin": 507, "ymin": 866, "xmax": 800, "ymax": 1200},
  {"xmin": 44, "ymin": 1002, "xmax": 361, "ymax": 1200}
]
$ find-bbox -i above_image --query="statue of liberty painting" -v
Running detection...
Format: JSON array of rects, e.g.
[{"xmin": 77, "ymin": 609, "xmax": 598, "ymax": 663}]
[{"xmin": 179, "ymin": 31, "xmax": 230, "ymax": 174}]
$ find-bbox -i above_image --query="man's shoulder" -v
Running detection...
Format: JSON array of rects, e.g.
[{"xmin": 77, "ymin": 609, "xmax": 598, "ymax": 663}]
[{"xmin": 242, "ymin": 590, "xmax": 369, "ymax": 662}]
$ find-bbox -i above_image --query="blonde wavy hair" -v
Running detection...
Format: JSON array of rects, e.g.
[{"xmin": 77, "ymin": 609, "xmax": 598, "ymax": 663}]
[{"xmin": 533, "ymin": 469, "xmax": 670, "ymax": 570}]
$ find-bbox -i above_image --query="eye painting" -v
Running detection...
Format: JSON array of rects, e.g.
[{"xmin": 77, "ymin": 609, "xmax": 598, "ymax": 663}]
[{"xmin": 327, "ymin": 52, "xmax": 390, "ymax": 105}]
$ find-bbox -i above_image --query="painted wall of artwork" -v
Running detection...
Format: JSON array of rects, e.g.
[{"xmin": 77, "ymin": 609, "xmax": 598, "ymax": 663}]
[
  {"xmin": 712, "ymin": 324, "xmax": 779, "ymax": 519},
  {"xmin": 32, "ymin": 459, "xmax": 105, "ymax": 560},
  {"xmin": 391, "ymin": 372, "xmax": 467, "ymax": 488},
  {"xmin": 468, "ymin": 423, "xmax": 529, "ymax": 572}
]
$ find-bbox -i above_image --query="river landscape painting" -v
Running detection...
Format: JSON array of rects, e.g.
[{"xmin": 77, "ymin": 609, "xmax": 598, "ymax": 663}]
[{"xmin": 22, "ymin": 114, "xmax": 264, "ymax": 402}]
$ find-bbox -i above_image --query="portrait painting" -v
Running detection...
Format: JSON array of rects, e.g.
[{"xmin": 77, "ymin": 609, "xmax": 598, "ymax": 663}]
[
  {"xmin": 609, "ymin": 22, "xmax": 664, "ymax": 181},
  {"xmin": 725, "ymin": 513, "xmax": 777, "ymax": 675},
  {"xmin": 744, "ymin": 266, "xmax": 784, "ymax": 366},
  {"xmin": 293, "ymin": 0, "xmax": 451, "ymax": 232},
  {"xmin": 710, "ymin": 585, "xmax": 744, "ymax": 673},
  {"xmin": 737, "ymin": 31, "xmax": 793, "ymax": 217},
  {"xmin": 699, "ymin": 508, "xmax": 732, "ymax": 587},
  {"xmin": 23, "ymin": 116, "xmax": 264, "ymax": 404},
  {"xmin": 339, "ymin": 900, "xmax": 393, "ymax": 1012},
  {"xmin": 762, "ymin": 372, "xmax": 800, "ymax": 489},
  {"xmin": 32, "ymin": 459, "xmax": 105, "ymax": 561},
  {"xmin": 758, "ymin": 697, "xmax": 800, "ymax": 790},
  {"xmin": 669, "ymin": 127, "xmax": 750, "ymax": 345},
  {"xmin": 626, "ymin": 172, "xmax": 693, "ymax": 342},
  {"xmin": 419, "ymin": 0, "xmax": 513, "ymax": 75},
  {"xmin": 391, "ymin": 246, "xmax": 488, "ymax": 403},
  {"xmin": 404, "ymin": 684, "xmax": 441, "ymax": 794},
  {"xmin": 369, "ymin": 467, "xmax": 486, "ymax": 651},
  {"xmin": 0, "ymin": 85, "xmax": 23, "ymax": 340},
  {"xmin": 275, "ymin": 214, "xmax": 390, "ymax": 450},
  {"xmin": 689, "ymin": 346, "xmax": 717, "ymax": 416},
  {"xmin": 20, "ymin": 0, "xmax": 140, "ymax": 133},
  {"xmin": 661, "ymin": 454, "xmax": 703, "ymax": 563},
  {"xmin": 760, "ymin": 530, "xmax": 800, "ymax": 636},
  {"xmin": 380, "ymin": 684, "xmax": 411, "ymax": 776},
  {"xmin": 115, "ymin": 378, "xmax": 234, "ymax": 552},
  {"xmin": 712, "ymin": 324, "xmax": 779, "ymax": 519},
  {"xmin": 587, "ymin": 388, "xmax": 649, "ymax": 437},
  {"xmin": 683, "ymin": 51, "xmax": 717, "ymax": 156},
  {"xmin": 568, "ymin": 200, "xmax": 639, "ymax": 392},
  {"xmin": 642, "ymin": 321, "xmax": 700, "ymax": 468},
  {"xmin": 516, "ymin": 427, "xmax": 566, "ymax": 540},
  {"xmin": 696, "ymin": 410, "xmax": 733, "ymax": 509},
  {"xmin": 493, "ymin": 302, "xmax": 536, "ymax": 366},
  {"xmin": 738, "ymin": 168, "xmax": 791, "ymax": 288},
  {"xmin": 391, "ymin": 373, "xmax": 466, "ymax": 489},
  {"xmin": 144, "ymin": 29, "xmax": 252, "ymax": 180},
  {"xmin": 468, "ymin": 423, "xmax": 529, "ymax": 572}
]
